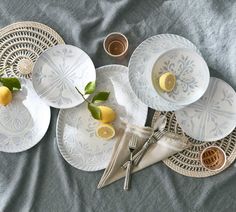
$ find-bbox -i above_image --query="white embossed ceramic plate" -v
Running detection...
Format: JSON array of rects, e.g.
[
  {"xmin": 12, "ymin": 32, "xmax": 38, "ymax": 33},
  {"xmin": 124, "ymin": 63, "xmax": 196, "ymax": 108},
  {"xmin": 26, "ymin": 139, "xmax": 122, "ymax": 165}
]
[
  {"xmin": 32, "ymin": 44, "xmax": 96, "ymax": 109},
  {"xmin": 0, "ymin": 79, "xmax": 51, "ymax": 153},
  {"xmin": 175, "ymin": 77, "xmax": 236, "ymax": 141},
  {"xmin": 128, "ymin": 34, "xmax": 201, "ymax": 111},
  {"xmin": 57, "ymin": 65, "xmax": 148, "ymax": 171},
  {"xmin": 152, "ymin": 48, "xmax": 209, "ymax": 105}
]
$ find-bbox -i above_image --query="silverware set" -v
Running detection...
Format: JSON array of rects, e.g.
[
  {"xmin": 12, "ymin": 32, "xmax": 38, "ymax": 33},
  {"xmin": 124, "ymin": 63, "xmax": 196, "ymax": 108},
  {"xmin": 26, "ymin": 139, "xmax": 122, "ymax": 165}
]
[
  {"xmin": 123, "ymin": 116, "xmax": 168, "ymax": 191},
  {"xmin": 123, "ymin": 130, "xmax": 167, "ymax": 170}
]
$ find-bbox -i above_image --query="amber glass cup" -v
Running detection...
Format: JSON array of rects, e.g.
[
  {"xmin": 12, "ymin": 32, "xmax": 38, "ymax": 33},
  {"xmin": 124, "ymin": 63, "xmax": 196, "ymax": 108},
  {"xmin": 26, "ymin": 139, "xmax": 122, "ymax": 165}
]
[
  {"xmin": 200, "ymin": 146, "xmax": 226, "ymax": 171},
  {"xmin": 103, "ymin": 32, "xmax": 128, "ymax": 58}
]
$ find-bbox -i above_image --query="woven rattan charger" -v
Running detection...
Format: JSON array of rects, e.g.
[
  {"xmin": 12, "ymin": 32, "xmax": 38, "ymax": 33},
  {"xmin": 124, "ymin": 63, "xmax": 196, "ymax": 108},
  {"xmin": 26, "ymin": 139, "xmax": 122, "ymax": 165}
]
[
  {"xmin": 151, "ymin": 111, "xmax": 236, "ymax": 177},
  {"xmin": 0, "ymin": 21, "xmax": 65, "ymax": 78}
]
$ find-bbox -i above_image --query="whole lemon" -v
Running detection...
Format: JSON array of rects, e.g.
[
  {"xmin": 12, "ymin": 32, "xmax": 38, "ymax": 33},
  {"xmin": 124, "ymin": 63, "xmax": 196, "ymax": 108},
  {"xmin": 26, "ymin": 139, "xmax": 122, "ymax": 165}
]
[
  {"xmin": 0, "ymin": 86, "xmax": 12, "ymax": 106},
  {"xmin": 98, "ymin": 106, "xmax": 116, "ymax": 123}
]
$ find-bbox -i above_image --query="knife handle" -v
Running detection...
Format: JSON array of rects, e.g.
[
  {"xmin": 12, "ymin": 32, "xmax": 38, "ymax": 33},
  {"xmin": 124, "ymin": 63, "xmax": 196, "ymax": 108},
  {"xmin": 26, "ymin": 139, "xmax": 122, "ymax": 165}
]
[{"xmin": 123, "ymin": 160, "xmax": 132, "ymax": 191}]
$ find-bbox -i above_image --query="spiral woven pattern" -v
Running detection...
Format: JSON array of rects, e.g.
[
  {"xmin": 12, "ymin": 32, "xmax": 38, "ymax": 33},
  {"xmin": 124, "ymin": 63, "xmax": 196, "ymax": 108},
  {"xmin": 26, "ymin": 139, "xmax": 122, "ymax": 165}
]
[
  {"xmin": 0, "ymin": 21, "xmax": 65, "ymax": 79},
  {"xmin": 151, "ymin": 111, "xmax": 236, "ymax": 177}
]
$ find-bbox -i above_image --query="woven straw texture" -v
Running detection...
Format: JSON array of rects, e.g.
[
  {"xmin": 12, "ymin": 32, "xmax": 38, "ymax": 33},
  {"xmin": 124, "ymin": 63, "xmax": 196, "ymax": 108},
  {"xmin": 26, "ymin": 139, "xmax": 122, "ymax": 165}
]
[
  {"xmin": 152, "ymin": 111, "xmax": 236, "ymax": 177},
  {"xmin": 0, "ymin": 21, "xmax": 64, "ymax": 79}
]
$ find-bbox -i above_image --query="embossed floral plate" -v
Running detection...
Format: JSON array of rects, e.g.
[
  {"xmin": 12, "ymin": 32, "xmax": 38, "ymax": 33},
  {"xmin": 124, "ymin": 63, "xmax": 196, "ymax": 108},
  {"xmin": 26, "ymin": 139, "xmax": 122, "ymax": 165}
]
[
  {"xmin": 0, "ymin": 79, "xmax": 51, "ymax": 153},
  {"xmin": 152, "ymin": 48, "xmax": 209, "ymax": 105},
  {"xmin": 56, "ymin": 65, "xmax": 148, "ymax": 171},
  {"xmin": 32, "ymin": 44, "xmax": 96, "ymax": 109},
  {"xmin": 129, "ymin": 34, "xmax": 202, "ymax": 111},
  {"xmin": 175, "ymin": 77, "xmax": 236, "ymax": 141}
]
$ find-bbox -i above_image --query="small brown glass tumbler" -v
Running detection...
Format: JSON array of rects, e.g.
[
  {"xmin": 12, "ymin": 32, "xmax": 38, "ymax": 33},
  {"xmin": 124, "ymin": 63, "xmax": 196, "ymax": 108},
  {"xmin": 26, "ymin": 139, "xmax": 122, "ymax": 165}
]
[{"xmin": 103, "ymin": 32, "xmax": 128, "ymax": 58}]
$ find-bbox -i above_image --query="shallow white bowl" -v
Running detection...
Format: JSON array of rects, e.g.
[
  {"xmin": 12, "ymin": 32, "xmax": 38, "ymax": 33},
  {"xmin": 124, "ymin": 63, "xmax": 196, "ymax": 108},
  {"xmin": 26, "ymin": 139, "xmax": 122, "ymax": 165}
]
[{"xmin": 152, "ymin": 48, "xmax": 210, "ymax": 106}]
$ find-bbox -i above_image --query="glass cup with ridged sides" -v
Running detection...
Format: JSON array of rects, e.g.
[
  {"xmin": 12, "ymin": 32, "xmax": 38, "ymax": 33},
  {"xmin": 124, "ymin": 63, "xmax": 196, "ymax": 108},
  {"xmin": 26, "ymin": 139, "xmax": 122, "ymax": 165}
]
[
  {"xmin": 200, "ymin": 146, "xmax": 226, "ymax": 171},
  {"xmin": 103, "ymin": 32, "xmax": 128, "ymax": 58}
]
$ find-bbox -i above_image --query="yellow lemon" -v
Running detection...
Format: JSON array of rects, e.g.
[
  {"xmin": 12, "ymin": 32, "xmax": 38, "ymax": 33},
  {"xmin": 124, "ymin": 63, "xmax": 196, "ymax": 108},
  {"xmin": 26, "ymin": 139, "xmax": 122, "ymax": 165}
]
[
  {"xmin": 96, "ymin": 123, "xmax": 116, "ymax": 140},
  {"xmin": 98, "ymin": 106, "xmax": 116, "ymax": 123},
  {"xmin": 159, "ymin": 72, "xmax": 176, "ymax": 92},
  {"xmin": 0, "ymin": 86, "xmax": 12, "ymax": 106}
]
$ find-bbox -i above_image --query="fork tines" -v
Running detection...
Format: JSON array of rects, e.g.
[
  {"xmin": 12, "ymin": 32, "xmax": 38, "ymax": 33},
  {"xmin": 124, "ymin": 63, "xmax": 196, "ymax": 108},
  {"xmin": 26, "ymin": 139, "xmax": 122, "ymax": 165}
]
[{"xmin": 129, "ymin": 135, "xmax": 138, "ymax": 150}]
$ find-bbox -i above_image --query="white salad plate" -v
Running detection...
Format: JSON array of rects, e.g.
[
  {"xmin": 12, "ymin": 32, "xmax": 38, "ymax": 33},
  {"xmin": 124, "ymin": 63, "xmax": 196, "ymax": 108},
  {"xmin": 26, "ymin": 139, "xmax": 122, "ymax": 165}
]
[
  {"xmin": 56, "ymin": 65, "xmax": 148, "ymax": 171},
  {"xmin": 128, "ymin": 34, "xmax": 201, "ymax": 111},
  {"xmin": 0, "ymin": 79, "xmax": 51, "ymax": 153},
  {"xmin": 32, "ymin": 44, "xmax": 96, "ymax": 109},
  {"xmin": 175, "ymin": 77, "xmax": 236, "ymax": 141},
  {"xmin": 152, "ymin": 48, "xmax": 209, "ymax": 106}
]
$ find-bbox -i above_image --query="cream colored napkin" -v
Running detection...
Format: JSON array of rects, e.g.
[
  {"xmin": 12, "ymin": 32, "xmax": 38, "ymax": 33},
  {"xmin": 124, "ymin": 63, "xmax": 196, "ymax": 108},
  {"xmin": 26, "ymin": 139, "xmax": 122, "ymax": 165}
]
[{"xmin": 97, "ymin": 119, "xmax": 192, "ymax": 189}]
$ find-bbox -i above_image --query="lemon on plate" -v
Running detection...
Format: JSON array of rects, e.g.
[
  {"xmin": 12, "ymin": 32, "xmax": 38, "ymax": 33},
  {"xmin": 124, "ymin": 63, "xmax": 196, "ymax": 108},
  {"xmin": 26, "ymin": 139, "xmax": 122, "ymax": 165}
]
[
  {"xmin": 98, "ymin": 105, "xmax": 116, "ymax": 123},
  {"xmin": 0, "ymin": 86, "xmax": 12, "ymax": 106},
  {"xmin": 96, "ymin": 123, "xmax": 116, "ymax": 140},
  {"xmin": 159, "ymin": 72, "xmax": 176, "ymax": 92}
]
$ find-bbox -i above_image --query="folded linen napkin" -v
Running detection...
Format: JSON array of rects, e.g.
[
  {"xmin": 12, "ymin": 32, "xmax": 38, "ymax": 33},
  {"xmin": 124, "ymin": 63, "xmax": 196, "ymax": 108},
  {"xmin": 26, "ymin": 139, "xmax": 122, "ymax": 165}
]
[{"xmin": 97, "ymin": 117, "xmax": 192, "ymax": 189}]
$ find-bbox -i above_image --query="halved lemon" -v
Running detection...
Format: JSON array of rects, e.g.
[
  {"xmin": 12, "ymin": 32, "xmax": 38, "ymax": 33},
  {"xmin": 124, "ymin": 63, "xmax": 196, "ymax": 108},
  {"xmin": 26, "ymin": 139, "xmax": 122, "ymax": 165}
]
[
  {"xmin": 96, "ymin": 123, "xmax": 116, "ymax": 140},
  {"xmin": 159, "ymin": 72, "xmax": 176, "ymax": 92}
]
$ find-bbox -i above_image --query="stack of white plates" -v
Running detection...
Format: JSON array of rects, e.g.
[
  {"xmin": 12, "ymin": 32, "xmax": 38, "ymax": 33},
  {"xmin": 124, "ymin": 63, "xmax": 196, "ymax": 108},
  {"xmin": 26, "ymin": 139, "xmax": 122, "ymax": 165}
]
[{"xmin": 128, "ymin": 34, "xmax": 210, "ymax": 111}]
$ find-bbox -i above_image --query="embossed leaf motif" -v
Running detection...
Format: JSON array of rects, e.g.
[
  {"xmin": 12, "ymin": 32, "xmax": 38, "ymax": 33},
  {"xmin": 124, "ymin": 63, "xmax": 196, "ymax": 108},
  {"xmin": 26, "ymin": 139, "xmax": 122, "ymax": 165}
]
[
  {"xmin": 222, "ymin": 89, "xmax": 234, "ymax": 106},
  {"xmin": 160, "ymin": 61, "xmax": 175, "ymax": 73},
  {"xmin": 164, "ymin": 55, "xmax": 198, "ymax": 99}
]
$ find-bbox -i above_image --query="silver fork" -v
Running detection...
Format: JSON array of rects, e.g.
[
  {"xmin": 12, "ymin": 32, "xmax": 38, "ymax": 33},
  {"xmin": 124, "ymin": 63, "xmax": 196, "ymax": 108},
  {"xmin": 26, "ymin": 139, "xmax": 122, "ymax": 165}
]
[
  {"xmin": 123, "ymin": 135, "xmax": 138, "ymax": 191},
  {"xmin": 122, "ymin": 129, "xmax": 167, "ymax": 168}
]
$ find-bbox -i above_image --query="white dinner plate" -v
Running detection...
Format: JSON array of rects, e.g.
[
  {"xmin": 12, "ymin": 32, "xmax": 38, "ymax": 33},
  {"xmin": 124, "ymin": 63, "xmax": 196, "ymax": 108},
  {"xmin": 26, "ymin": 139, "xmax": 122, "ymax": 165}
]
[
  {"xmin": 57, "ymin": 65, "xmax": 148, "ymax": 171},
  {"xmin": 175, "ymin": 77, "xmax": 236, "ymax": 141},
  {"xmin": 128, "ymin": 34, "xmax": 201, "ymax": 111},
  {"xmin": 32, "ymin": 44, "xmax": 96, "ymax": 109},
  {"xmin": 0, "ymin": 79, "xmax": 51, "ymax": 153}
]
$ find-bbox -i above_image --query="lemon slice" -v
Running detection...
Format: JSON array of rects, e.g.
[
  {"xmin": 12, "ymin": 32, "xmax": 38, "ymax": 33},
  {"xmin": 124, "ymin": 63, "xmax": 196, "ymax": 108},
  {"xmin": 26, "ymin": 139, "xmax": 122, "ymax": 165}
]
[
  {"xmin": 96, "ymin": 123, "xmax": 116, "ymax": 140},
  {"xmin": 159, "ymin": 72, "xmax": 176, "ymax": 92}
]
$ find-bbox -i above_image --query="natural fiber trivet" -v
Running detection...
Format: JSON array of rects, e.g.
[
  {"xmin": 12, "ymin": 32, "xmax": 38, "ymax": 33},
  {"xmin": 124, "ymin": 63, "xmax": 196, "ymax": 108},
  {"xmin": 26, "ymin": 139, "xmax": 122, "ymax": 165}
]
[
  {"xmin": 151, "ymin": 111, "xmax": 236, "ymax": 177},
  {"xmin": 0, "ymin": 21, "xmax": 65, "ymax": 79}
]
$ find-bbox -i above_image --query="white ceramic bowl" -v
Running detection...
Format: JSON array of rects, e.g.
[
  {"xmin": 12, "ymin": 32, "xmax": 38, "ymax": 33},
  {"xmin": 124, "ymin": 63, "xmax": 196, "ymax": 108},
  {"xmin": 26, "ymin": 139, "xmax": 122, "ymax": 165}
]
[{"xmin": 152, "ymin": 48, "xmax": 210, "ymax": 106}]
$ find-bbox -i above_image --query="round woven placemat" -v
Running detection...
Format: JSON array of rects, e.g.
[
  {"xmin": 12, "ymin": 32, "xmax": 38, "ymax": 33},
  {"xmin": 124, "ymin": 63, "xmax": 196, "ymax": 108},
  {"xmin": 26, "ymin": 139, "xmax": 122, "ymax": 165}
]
[
  {"xmin": 151, "ymin": 111, "xmax": 236, "ymax": 177},
  {"xmin": 0, "ymin": 21, "xmax": 65, "ymax": 79}
]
